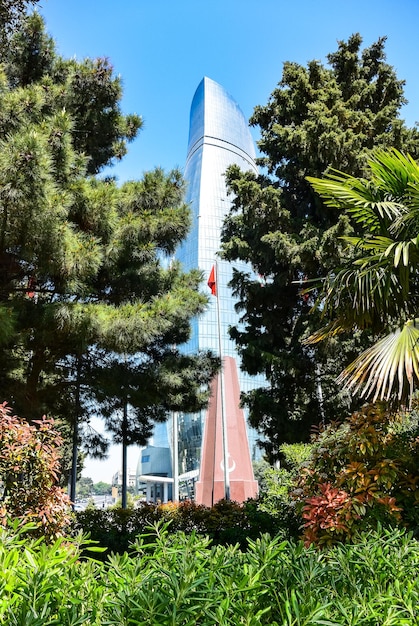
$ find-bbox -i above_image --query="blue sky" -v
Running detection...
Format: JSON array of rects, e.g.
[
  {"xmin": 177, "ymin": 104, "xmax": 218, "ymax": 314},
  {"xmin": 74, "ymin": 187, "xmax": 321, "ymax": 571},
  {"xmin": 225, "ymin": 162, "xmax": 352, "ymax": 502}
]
[
  {"xmin": 38, "ymin": 0, "xmax": 419, "ymax": 483},
  {"xmin": 40, "ymin": 0, "xmax": 419, "ymax": 184}
]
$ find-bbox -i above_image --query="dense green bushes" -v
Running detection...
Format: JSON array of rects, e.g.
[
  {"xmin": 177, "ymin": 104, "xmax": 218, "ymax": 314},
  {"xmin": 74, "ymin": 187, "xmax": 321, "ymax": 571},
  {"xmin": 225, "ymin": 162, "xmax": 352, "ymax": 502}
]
[
  {"xmin": 73, "ymin": 498, "xmax": 289, "ymax": 556},
  {"xmin": 2, "ymin": 521, "xmax": 419, "ymax": 624}
]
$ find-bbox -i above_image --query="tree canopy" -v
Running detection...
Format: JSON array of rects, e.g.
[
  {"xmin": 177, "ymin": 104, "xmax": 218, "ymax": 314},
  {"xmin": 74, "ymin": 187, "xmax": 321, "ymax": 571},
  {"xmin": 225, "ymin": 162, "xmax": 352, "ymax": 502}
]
[
  {"xmin": 0, "ymin": 0, "xmax": 39, "ymax": 46},
  {"xmin": 0, "ymin": 12, "xmax": 218, "ymax": 478},
  {"xmin": 220, "ymin": 34, "xmax": 419, "ymax": 458}
]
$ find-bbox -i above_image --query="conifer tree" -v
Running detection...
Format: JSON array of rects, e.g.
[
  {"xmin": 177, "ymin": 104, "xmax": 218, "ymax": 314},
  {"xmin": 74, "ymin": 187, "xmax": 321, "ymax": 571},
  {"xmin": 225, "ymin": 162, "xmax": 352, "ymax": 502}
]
[
  {"xmin": 0, "ymin": 12, "xmax": 218, "ymax": 494},
  {"xmin": 220, "ymin": 34, "xmax": 419, "ymax": 458},
  {"xmin": 0, "ymin": 0, "xmax": 38, "ymax": 47}
]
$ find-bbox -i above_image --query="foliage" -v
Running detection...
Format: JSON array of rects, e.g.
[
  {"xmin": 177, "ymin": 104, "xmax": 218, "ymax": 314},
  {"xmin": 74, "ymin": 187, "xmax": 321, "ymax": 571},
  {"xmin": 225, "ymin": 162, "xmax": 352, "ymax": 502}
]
[
  {"xmin": 76, "ymin": 479, "xmax": 113, "ymax": 499},
  {"xmin": 253, "ymin": 445, "xmax": 311, "ymax": 537},
  {"xmin": 0, "ymin": 0, "xmax": 39, "ymax": 48},
  {"xmin": 73, "ymin": 499, "xmax": 285, "ymax": 556},
  {"xmin": 220, "ymin": 34, "xmax": 419, "ymax": 456},
  {"xmin": 110, "ymin": 492, "xmax": 137, "ymax": 510},
  {"xmin": 0, "ymin": 402, "xmax": 70, "ymax": 538},
  {"xmin": 0, "ymin": 521, "xmax": 105, "ymax": 625},
  {"xmin": 252, "ymin": 457, "xmax": 272, "ymax": 493},
  {"xmin": 0, "ymin": 11, "xmax": 219, "ymax": 479},
  {"xmin": 76, "ymin": 476, "xmax": 93, "ymax": 498},
  {"xmin": 255, "ymin": 466, "xmax": 300, "ymax": 538},
  {"xmin": 280, "ymin": 442, "xmax": 313, "ymax": 469},
  {"xmin": 298, "ymin": 402, "xmax": 419, "ymax": 546},
  {"xmin": 308, "ymin": 149, "xmax": 419, "ymax": 403},
  {"xmin": 3, "ymin": 520, "xmax": 419, "ymax": 623},
  {"xmin": 92, "ymin": 481, "xmax": 112, "ymax": 495}
]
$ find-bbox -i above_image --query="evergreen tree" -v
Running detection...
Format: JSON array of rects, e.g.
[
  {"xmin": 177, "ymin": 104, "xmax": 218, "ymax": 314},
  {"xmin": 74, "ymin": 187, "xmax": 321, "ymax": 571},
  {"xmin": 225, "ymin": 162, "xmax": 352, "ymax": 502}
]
[
  {"xmin": 0, "ymin": 0, "xmax": 38, "ymax": 48},
  {"xmin": 220, "ymin": 34, "xmax": 419, "ymax": 459},
  {"xmin": 0, "ymin": 12, "xmax": 218, "ymax": 491}
]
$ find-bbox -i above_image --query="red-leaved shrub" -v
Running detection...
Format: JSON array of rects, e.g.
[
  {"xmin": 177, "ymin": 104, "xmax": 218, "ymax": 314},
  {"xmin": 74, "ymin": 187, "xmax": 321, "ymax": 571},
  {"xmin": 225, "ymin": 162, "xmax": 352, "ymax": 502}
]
[
  {"xmin": 0, "ymin": 402, "xmax": 70, "ymax": 537},
  {"xmin": 298, "ymin": 403, "xmax": 418, "ymax": 546}
]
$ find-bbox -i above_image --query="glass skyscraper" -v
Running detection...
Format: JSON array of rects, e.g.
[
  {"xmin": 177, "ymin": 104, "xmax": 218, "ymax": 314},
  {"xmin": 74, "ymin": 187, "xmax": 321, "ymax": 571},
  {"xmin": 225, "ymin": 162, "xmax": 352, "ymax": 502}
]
[{"xmin": 176, "ymin": 77, "xmax": 263, "ymax": 477}]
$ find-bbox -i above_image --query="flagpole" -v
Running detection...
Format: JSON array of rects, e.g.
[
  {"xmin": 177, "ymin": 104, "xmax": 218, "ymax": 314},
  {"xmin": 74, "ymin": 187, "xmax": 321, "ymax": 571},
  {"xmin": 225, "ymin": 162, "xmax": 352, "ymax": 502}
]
[
  {"xmin": 172, "ymin": 411, "xmax": 179, "ymax": 501},
  {"xmin": 214, "ymin": 260, "xmax": 230, "ymax": 501}
]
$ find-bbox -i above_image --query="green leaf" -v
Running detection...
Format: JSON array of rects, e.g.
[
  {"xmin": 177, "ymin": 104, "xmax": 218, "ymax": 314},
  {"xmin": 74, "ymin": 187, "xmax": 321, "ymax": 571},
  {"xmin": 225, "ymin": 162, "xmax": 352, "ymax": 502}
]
[{"xmin": 337, "ymin": 319, "xmax": 419, "ymax": 402}]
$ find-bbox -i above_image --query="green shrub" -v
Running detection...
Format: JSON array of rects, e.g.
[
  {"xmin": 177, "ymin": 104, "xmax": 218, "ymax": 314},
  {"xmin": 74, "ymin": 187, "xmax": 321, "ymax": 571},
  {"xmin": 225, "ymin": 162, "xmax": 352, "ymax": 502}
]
[
  {"xmin": 73, "ymin": 498, "xmax": 285, "ymax": 557},
  {"xmin": 3, "ymin": 521, "xmax": 419, "ymax": 624},
  {"xmin": 254, "ymin": 445, "xmax": 311, "ymax": 540},
  {"xmin": 0, "ymin": 521, "xmax": 105, "ymax": 624},
  {"xmin": 73, "ymin": 503, "xmax": 161, "ymax": 557}
]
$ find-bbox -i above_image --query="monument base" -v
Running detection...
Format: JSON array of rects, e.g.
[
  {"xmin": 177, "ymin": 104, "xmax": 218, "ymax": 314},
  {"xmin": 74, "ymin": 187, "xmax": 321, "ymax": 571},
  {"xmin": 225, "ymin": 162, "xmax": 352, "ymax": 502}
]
[{"xmin": 195, "ymin": 356, "xmax": 258, "ymax": 507}]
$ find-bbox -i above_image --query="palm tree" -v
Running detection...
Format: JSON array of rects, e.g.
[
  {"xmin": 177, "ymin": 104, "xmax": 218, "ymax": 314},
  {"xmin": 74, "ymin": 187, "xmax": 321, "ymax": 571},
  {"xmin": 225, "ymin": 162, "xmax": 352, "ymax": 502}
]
[{"xmin": 306, "ymin": 149, "xmax": 419, "ymax": 403}]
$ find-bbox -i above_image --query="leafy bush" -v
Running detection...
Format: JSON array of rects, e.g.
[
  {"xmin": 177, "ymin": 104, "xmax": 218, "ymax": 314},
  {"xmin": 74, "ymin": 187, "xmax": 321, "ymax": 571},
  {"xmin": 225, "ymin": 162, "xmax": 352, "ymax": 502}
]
[
  {"xmin": 0, "ymin": 521, "xmax": 106, "ymax": 624},
  {"xmin": 74, "ymin": 504, "xmax": 161, "ymax": 557},
  {"xmin": 0, "ymin": 402, "xmax": 70, "ymax": 538},
  {"xmin": 2, "ymin": 521, "xmax": 419, "ymax": 624},
  {"xmin": 298, "ymin": 402, "xmax": 419, "ymax": 546},
  {"xmin": 74, "ymin": 498, "xmax": 284, "ymax": 557},
  {"xmin": 254, "ymin": 444, "xmax": 311, "ymax": 540}
]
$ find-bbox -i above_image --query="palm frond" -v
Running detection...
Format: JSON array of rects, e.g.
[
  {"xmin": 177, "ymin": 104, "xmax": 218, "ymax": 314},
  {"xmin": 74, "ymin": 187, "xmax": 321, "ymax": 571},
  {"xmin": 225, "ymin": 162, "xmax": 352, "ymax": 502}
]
[
  {"xmin": 308, "ymin": 149, "xmax": 419, "ymax": 405},
  {"xmin": 337, "ymin": 319, "xmax": 419, "ymax": 402},
  {"xmin": 368, "ymin": 149, "xmax": 419, "ymax": 195},
  {"xmin": 305, "ymin": 319, "xmax": 346, "ymax": 344},
  {"xmin": 307, "ymin": 175, "xmax": 382, "ymax": 229},
  {"xmin": 314, "ymin": 260, "xmax": 411, "ymax": 335}
]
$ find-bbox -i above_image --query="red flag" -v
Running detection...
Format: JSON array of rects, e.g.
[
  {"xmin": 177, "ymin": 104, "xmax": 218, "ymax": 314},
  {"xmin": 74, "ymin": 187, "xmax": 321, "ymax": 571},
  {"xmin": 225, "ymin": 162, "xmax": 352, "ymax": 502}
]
[{"xmin": 207, "ymin": 265, "xmax": 216, "ymax": 296}]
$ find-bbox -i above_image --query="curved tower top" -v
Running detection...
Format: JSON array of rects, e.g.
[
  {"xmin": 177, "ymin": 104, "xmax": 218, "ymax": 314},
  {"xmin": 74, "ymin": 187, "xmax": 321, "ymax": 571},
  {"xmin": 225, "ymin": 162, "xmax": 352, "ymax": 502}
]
[
  {"xmin": 180, "ymin": 76, "xmax": 258, "ymax": 353},
  {"xmin": 186, "ymin": 76, "xmax": 256, "ymax": 173}
]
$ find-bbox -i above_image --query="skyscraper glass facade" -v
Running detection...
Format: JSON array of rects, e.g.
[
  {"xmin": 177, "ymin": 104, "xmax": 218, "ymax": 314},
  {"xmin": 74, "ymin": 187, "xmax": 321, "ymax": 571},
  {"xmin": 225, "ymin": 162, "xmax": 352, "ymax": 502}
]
[{"xmin": 176, "ymin": 77, "xmax": 264, "ymax": 475}]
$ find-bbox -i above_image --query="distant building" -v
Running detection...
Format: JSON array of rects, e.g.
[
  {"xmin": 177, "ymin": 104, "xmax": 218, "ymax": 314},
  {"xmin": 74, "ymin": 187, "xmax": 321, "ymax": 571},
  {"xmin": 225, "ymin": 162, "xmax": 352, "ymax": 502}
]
[
  {"xmin": 136, "ymin": 78, "xmax": 265, "ymax": 503},
  {"xmin": 135, "ymin": 445, "xmax": 172, "ymax": 502},
  {"xmin": 135, "ymin": 442, "xmax": 198, "ymax": 503},
  {"xmin": 111, "ymin": 467, "xmax": 137, "ymax": 489},
  {"xmin": 175, "ymin": 77, "xmax": 264, "ymax": 500}
]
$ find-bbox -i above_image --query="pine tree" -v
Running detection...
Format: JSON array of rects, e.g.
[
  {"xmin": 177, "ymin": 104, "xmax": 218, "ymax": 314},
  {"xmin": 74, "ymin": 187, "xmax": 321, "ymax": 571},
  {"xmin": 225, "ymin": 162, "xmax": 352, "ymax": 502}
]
[
  {"xmin": 220, "ymin": 34, "xmax": 419, "ymax": 458},
  {"xmin": 0, "ymin": 0, "xmax": 39, "ymax": 48},
  {"xmin": 0, "ymin": 12, "xmax": 218, "ymax": 494}
]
